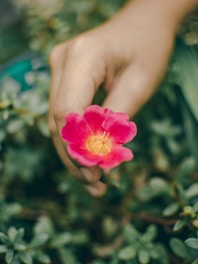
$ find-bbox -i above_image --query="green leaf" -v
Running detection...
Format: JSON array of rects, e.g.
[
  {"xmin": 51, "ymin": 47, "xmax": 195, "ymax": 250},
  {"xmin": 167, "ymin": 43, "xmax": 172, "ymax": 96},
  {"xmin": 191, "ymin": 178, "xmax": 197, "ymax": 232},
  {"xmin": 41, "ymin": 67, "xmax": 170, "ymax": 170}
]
[
  {"xmin": 186, "ymin": 183, "xmax": 198, "ymax": 199},
  {"xmin": 149, "ymin": 247, "xmax": 160, "ymax": 260},
  {"xmin": 138, "ymin": 178, "xmax": 171, "ymax": 201},
  {"xmin": 14, "ymin": 228, "xmax": 25, "ymax": 243},
  {"xmin": 36, "ymin": 252, "xmax": 51, "ymax": 264},
  {"xmin": 0, "ymin": 233, "xmax": 9, "ymax": 244},
  {"xmin": 34, "ymin": 217, "xmax": 54, "ymax": 236},
  {"xmin": 37, "ymin": 119, "xmax": 50, "ymax": 137},
  {"xmin": 30, "ymin": 233, "xmax": 49, "ymax": 248},
  {"xmin": 155, "ymin": 245, "xmax": 169, "ymax": 264},
  {"xmin": 193, "ymin": 202, "xmax": 198, "ymax": 213},
  {"xmin": 138, "ymin": 249, "xmax": 150, "ymax": 264},
  {"xmin": 192, "ymin": 259, "xmax": 198, "ymax": 264},
  {"xmin": 185, "ymin": 238, "xmax": 198, "ymax": 249},
  {"xmin": 173, "ymin": 219, "xmax": 186, "ymax": 231},
  {"xmin": 149, "ymin": 178, "xmax": 170, "ymax": 194},
  {"xmin": 174, "ymin": 184, "xmax": 187, "ymax": 205},
  {"xmin": 8, "ymin": 227, "xmax": 18, "ymax": 242},
  {"xmin": 163, "ymin": 203, "xmax": 179, "ymax": 217},
  {"xmin": 7, "ymin": 119, "xmax": 25, "ymax": 134},
  {"xmin": 0, "ymin": 245, "xmax": 7, "ymax": 253},
  {"xmin": 180, "ymin": 96, "xmax": 198, "ymax": 162},
  {"xmin": 5, "ymin": 249, "xmax": 14, "ymax": 264},
  {"xmin": 124, "ymin": 224, "xmax": 139, "ymax": 243},
  {"xmin": 5, "ymin": 203, "xmax": 22, "ymax": 218},
  {"xmin": 173, "ymin": 38, "xmax": 198, "ymax": 121},
  {"xmin": 170, "ymin": 238, "xmax": 191, "ymax": 259},
  {"xmin": 92, "ymin": 261, "xmax": 106, "ymax": 264},
  {"xmin": 141, "ymin": 225, "xmax": 157, "ymax": 242},
  {"xmin": 51, "ymin": 233, "xmax": 72, "ymax": 248},
  {"xmin": 14, "ymin": 244, "xmax": 26, "ymax": 251},
  {"xmin": 118, "ymin": 246, "xmax": 136, "ymax": 260},
  {"xmin": 58, "ymin": 248, "xmax": 77, "ymax": 264},
  {"xmin": 175, "ymin": 157, "xmax": 196, "ymax": 183},
  {"xmin": 71, "ymin": 231, "xmax": 89, "ymax": 245},
  {"xmin": 19, "ymin": 251, "xmax": 33, "ymax": 264}
]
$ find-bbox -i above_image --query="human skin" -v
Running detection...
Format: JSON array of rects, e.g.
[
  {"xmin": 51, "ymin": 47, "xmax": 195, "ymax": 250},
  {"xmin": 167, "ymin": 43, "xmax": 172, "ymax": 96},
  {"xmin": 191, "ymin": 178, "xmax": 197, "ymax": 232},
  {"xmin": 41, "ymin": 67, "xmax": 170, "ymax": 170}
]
[{"xmin": 49, "ymin": 0, "xmax": 198, "ymax": 197}]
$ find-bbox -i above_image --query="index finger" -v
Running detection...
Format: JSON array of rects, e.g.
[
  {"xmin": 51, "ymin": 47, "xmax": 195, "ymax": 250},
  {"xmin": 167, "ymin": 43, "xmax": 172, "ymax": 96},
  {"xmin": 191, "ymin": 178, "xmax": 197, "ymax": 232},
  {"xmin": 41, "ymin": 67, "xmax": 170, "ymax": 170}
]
[{"xmin": 53, "ymin": 38, "xmax": 107, "ymax": 132}]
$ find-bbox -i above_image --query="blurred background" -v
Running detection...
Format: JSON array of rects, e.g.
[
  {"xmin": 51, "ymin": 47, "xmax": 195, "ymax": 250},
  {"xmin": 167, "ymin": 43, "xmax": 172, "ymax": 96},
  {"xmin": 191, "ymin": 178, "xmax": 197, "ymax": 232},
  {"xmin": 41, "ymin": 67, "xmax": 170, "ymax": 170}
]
[{"xmin": 0, "ymin": 1, "xmax": 198, "ymax": 264}]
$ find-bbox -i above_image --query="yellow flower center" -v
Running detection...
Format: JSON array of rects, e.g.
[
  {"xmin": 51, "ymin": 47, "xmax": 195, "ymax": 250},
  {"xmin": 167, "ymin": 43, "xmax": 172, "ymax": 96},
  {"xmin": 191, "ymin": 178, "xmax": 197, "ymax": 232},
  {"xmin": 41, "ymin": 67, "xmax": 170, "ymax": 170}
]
[{"xmin": 85, "ymin": 132, "xmax": 112, "ymax": 156}]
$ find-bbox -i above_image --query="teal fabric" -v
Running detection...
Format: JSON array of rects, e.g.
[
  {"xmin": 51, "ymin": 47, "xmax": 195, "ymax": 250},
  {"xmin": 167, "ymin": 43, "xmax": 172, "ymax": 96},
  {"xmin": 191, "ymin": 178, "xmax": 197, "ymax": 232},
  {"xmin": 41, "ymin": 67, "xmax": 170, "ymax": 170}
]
[
  {"xmin": 0, "ymin": 60, "xmax": 32, "ymax": 91},
  {"xmin": 0, "ymin": 52, "xmax": 48, "ymax": 92}
]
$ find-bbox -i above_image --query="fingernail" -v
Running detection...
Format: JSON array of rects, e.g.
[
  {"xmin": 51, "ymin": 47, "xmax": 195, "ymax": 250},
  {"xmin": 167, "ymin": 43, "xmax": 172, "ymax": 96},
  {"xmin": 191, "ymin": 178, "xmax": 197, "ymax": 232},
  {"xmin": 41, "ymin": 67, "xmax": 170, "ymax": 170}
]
[
  {"xmin": 85, "ymin": 185, "xmax": 98, "ymax": 196},
  {"xmin": 85, "ymin": 182, "xmax": 107, "ymax": 197},
  {"xmin": 80, "ymin": 168, "xmax": 94, "ymax": 182}
]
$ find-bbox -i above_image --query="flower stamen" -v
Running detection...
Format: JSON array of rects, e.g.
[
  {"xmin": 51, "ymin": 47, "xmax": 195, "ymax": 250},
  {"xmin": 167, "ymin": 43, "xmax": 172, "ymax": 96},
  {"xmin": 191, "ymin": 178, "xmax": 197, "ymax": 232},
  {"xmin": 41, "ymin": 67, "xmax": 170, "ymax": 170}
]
[{"xmin": 85, "ymin": 132, "xmax": 112, "ymax": 156}]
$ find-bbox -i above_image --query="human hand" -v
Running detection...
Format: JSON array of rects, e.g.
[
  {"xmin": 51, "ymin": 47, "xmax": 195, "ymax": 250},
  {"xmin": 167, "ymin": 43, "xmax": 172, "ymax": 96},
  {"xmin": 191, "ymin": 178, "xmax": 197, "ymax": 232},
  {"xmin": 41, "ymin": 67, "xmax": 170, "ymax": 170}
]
[{"xmin": 49, "ymin": 0, "xmax": 193, "ymax": 196}]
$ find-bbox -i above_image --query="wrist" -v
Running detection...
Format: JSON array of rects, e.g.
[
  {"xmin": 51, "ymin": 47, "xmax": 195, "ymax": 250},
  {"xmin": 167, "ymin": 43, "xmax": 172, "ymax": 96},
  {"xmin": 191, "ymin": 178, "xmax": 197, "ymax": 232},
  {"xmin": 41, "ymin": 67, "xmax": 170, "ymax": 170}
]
[
  {"xmin": 116, "ymin": 0, "xmax": 198, "ymax": 34},
  {"xmin": 151, "ymin": 0, "xmax": 198, "ymax": 28}
]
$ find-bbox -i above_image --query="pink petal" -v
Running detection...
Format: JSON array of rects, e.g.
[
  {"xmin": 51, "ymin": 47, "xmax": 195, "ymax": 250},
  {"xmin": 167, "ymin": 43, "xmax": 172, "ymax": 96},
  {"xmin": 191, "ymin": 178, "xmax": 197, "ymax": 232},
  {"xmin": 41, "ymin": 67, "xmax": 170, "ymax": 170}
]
[
  {"xmin": 110, "ymin": 111, "xmax": 130, "ymax": 122},
  {"xmin": 102, "ymin": 114, "xmax": 137, "ymax": 144},
  {"xmin": 61, "ymin": 113, "xmax": 91, "ymax": 144},
  {"xmin": 98, "ymin": 146, "xmax": 133, "ymax": 169},
  {"xmin": 83, "ymin": 105, "xmax": 113, "ymax": 133},
  {"xmin": 67, "ymin": 144, "xmax": 101, "ymax": 167}
]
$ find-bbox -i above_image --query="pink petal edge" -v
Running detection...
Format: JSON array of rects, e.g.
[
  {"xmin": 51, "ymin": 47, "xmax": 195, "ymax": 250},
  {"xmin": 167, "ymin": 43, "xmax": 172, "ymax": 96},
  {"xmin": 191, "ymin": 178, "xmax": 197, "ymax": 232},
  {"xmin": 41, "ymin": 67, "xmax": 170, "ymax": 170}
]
[
  {"xmin": 110, "ymin": 111, "xmax": 130, "ymax": 121},
  {"xmin": 83, "ymin": 105, "xmax": 113, "ymax": 133},
  {"xmin": 67, "ymin": 144, "xmax": 101, "ymax": 167},
  {"xmin": 102, "ymin": 115, "xmax": 137, "ymax": 144},
  {"xmin": 61, "ymin": 113, "xmax": 91, "ymax": 145},
  {"xmin": 98, "ymin": 146, "xmax": 133, "ymax": 169}
]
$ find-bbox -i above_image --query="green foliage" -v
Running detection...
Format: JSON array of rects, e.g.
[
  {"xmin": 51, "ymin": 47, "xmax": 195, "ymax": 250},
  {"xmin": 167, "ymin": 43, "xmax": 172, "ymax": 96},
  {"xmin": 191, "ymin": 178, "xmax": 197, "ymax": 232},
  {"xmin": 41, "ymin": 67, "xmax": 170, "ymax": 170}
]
[
  {"xmin": 173, "ymin": 38, "xmax": 198, "ymax": 121},
  {"xmin": 0, "ymin": 0, "xmax": 198, "ymax": 263},
  {"xmin": 116, "ymin": 224, "xmax": 168, "ymax": 264}
]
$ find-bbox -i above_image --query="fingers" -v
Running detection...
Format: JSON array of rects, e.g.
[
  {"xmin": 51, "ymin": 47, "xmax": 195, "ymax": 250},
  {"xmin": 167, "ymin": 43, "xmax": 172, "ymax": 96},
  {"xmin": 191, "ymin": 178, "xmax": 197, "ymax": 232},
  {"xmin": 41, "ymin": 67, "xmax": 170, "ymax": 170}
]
[
  {"xmin": 49, "ymin": 38, "xmax": 107, "ymax": 196},
  {"xmin": 103, "ymin": 60, "xmax": 167, "ymax": 117},
  {"xmin": 49, "ymin": 44, "xmax": 81, "ymax": 177},
  {"xmin": 85, "ymin": 181, "xmax": 107, "ymax": 197},
  {"xmin": 51, "ymin": 38, "xmax": 107, "ymax": 183},
  {"xmin": 80, "ymin": 167, "xmax": 101, "ymax": 182},
  {"xmin": 53, "ymin": 38, "xmax": 106, "ymax": 124}
]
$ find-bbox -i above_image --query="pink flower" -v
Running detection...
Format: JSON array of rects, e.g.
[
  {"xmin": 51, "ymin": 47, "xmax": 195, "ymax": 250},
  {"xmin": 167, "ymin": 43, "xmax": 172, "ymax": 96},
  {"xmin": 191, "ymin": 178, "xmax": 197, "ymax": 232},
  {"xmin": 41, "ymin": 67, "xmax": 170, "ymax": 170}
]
[{"xmin": 61, "ymin": 105, "xmax": 137, "ymax": 169}]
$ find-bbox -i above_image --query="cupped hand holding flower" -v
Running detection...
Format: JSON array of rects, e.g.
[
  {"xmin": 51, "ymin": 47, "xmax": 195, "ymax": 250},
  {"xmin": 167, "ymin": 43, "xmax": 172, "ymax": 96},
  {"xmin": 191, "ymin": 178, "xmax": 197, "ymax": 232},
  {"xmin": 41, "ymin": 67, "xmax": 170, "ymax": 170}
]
[
  {"xmin": 49, "ymin": 0, "xmax": 197, "ymax": 196},
  {"xmin": 61, "ymin": 105, "xmax": 137, "ymax": 169}
]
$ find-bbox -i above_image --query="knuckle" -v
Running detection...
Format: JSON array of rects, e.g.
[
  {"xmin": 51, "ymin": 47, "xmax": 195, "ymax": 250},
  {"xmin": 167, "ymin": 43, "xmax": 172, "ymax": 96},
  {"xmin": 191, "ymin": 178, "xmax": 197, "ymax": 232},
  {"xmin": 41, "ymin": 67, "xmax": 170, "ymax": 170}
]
[
  {"xmin": 53, "ymin": 105, "xmax": 67, "ymax": 124},
  {"xmin": 48, "ymin": 118, "xmax": 57, "ymax": 136},
  {"xmin": 68, "ymin": 35, "xmax": 97, "ymax": 57},
  {"xmin": 70, "ymin": 36, "xmax": 89, "ymax": 50},
  {"xmin": 49, "ymin": 43, "xmax": 65, "ymax": 66}
]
